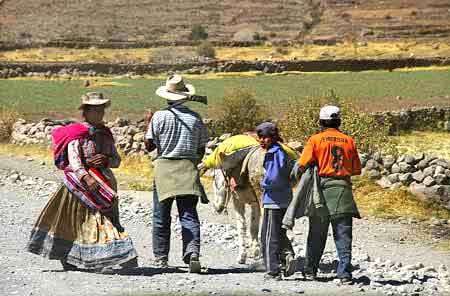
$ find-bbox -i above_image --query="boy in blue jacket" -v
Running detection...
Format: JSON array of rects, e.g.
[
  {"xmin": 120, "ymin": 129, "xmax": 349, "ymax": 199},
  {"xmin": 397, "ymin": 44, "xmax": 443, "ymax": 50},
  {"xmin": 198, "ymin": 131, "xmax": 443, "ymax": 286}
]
[{"xmin": 257, "ymin": 122, "xmax": 296, "ymax": 280}]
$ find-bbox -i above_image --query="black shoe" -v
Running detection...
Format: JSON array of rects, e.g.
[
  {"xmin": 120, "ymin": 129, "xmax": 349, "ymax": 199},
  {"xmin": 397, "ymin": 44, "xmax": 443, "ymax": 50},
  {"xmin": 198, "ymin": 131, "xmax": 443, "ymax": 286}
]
[
  {"xmin": 283, "ymin": 254, "xmax": 296, "ymax": 277},
  {"xmin": 302, "ymin": 271, "xmax": 317, "ymax": 280},
  {"xmin": 337, "ymin": 277, "xmax": 353, "ymax": 285},
  {"xmin": 189, "ymin": 254, "xmax": 201, "ymax": 274},
  {"xmin": 264, "ymin": 272, "xmax": 282, "ymax": 281},
  {"xmin": 153, "ymin": 257, "xmax": 169, "ymax": 268}
]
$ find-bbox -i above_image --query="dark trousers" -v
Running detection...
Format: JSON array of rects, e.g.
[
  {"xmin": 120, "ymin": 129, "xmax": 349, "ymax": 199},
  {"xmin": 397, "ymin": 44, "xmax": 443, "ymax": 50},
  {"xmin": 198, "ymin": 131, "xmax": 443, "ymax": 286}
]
[
  {"xmin": 260, "ymin": 208, "xmax": 294, "ymax": 274},
  {"xmin": 152, "ymin": 190, "xmax": 201, "ymax": 263},
  {"xmin": 304, "ymin": 215, "xmax": 353, "ymax": 279}
]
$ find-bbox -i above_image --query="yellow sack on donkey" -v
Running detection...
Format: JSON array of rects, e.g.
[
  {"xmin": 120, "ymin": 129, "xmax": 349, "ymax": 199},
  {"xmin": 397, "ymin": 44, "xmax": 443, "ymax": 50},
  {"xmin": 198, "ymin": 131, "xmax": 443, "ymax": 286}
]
[
  {"xmin": 202, "ymin": 134, "xmax": 299, "ymax": 169},
  {"xmin": 203, "ymin": 135, "xmax": 259, "ymax": 169}
]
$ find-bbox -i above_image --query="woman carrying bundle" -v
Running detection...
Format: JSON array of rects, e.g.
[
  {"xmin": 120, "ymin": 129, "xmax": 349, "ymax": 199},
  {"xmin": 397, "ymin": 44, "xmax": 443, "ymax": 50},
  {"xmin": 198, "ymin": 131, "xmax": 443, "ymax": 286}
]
[{"xmin": 27, "ymin": 92, "xmax": 138, "ymax": 272}]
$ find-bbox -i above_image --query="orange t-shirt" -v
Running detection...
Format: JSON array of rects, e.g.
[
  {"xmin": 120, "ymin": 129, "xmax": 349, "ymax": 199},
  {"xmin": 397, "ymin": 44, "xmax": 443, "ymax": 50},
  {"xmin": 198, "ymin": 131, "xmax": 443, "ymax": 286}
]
[{"xmin": 298, "ymin": 128, "xmax": 362, "ymax": 177}]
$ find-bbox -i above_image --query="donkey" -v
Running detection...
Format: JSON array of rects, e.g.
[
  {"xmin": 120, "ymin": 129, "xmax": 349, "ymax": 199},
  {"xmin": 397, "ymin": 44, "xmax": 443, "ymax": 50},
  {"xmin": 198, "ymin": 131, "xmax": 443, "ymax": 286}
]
[{"xmin": 211, "ymin": 147, "xmax": 267, "ymax": 264}]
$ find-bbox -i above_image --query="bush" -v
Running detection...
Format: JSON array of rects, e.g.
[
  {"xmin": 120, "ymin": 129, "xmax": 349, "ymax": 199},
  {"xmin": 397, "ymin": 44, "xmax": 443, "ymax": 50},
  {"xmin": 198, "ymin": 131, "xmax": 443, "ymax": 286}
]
[
  {"xmin": 208, "ymin": 88, "xmax": 269, "ymax": 136},
  {"xmin": 0, "ymin": 107, "xmax": 19, "ymax": 142},
  {"xmin": 189, "ymin": 24, "xmax": 208, "ymax": 41},
  {"xmin": 277, "ymin": 93, "xmax": 397, "ymax": 154},
  {"xmin": 196, "ymin": 41, "xmax": 216, "ymax": 58}
]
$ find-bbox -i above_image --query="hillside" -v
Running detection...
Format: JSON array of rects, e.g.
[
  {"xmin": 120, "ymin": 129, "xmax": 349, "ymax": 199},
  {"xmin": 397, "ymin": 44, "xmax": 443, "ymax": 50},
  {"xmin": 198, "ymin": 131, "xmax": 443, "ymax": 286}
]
[{"xmin": 0, "ymin": 0, "xmax": 450, "ymax": 46}]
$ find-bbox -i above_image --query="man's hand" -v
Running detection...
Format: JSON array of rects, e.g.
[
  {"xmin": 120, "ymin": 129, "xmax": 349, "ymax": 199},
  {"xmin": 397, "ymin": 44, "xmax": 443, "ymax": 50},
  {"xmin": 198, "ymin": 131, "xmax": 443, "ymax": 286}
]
[
  {"xmin": 87, "ymin": 154, "xmax": 108, "ymax": 168},
  {"xmin": 144, "ymin": 110, "xmax": 153, "ymax": 130},
  {"xmin": 82, "ymin": 175, "xmax": 99, "ymax": 192},
  {"xmin": 144, "ymin": 139, "xmax": 157, "ymax": 152},
  {"xmin": 290, "ymin": 162, "xmax": 303, "ymax": 183}
]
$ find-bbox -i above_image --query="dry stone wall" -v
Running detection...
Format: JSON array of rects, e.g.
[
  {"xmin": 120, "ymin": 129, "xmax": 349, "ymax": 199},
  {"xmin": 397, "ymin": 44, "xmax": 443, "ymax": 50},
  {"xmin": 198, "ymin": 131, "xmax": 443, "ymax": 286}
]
[
  {"xmin": 361, "ymin": 152, "xmax": 450, "ymax": 210},
  {"xmin": 10, "ymin": 106, "xmax": 450, "ymax": 148},
  {"xmin": 374, "ymin": 106, "xmax": 450, "ymax": 134},
  {"xmin": 2, "ymin": 57, "xmax": 450, "ymax": 78}
]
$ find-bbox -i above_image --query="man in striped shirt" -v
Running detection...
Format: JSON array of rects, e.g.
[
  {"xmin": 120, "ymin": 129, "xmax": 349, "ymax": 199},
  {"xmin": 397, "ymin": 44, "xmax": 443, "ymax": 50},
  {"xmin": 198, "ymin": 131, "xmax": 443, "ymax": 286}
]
[{"xmin": 144, "ymin": 75, "xmax": 208, "ymax": 273}]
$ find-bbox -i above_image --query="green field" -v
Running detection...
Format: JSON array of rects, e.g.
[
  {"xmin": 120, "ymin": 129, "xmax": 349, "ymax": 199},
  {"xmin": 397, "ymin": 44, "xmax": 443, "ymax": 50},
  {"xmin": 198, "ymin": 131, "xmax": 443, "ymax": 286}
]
[{"xmin": 1, "ymin": 69, "xmax": 449, "ymax": 120}]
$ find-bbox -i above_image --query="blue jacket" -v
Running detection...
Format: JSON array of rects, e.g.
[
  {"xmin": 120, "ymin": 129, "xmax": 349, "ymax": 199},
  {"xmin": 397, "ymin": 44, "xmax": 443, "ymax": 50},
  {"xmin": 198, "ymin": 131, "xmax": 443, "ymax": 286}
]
[{"xmin": 260, "ymin": 143, "xmax": 293, "ymax": 208}]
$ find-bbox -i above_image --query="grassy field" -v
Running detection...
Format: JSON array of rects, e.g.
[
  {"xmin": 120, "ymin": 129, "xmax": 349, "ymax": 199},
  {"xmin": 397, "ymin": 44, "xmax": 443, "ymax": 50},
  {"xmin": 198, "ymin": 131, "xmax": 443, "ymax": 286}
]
[
  {"xmin": 1, "ymin": 68, "xmax": 449, "ymax": 120},
  {"xmin": 1, "ymin": 41, "xmax": 450, "ymax": 63}
]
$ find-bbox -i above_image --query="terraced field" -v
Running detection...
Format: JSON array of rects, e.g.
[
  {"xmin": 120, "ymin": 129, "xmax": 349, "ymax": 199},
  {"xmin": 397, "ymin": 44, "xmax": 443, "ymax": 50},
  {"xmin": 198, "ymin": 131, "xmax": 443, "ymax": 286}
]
[{"xmin": 1, "ymin": 0, "xmax": 449, "ymax": 45}]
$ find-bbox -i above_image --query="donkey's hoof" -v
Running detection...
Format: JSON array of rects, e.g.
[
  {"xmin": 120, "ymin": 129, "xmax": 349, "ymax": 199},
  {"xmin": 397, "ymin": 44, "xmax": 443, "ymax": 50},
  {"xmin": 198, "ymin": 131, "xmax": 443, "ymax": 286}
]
[
  {"xmin": 237, "ymin": 253, "xmax": 247, "ymax": 264},
  {"xmin": 249, "ymin": 248, "xmax": 261, "ymax": 259}
]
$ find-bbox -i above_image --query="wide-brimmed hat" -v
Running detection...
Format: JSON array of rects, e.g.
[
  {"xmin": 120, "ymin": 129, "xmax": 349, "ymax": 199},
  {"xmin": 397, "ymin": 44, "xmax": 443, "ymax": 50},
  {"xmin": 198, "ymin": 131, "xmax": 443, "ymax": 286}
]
[
  {"xmin": 155, "ymin": 74, "xmax": 195, "ymax": 101},
  {"xmin": 78, "ymin": 92, "xmax": 111, "ymax": 110}
]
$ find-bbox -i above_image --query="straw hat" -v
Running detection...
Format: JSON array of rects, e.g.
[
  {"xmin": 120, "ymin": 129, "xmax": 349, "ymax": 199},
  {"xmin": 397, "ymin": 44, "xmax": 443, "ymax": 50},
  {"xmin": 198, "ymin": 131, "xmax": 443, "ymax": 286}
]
[
  {"xmin": 78, "ymin": 92, "xmax": 111, "ymax": 110},
  {"xmin": 155, "ymin": 75, "xmax": 195, "ymax": 101}
]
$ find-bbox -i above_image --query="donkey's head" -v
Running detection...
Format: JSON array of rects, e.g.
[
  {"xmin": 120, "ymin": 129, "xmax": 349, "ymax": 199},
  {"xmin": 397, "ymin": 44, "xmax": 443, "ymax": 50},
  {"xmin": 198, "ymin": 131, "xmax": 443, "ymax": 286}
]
[{"xmin": 211, "ymin": 169, "xmax": 229, "ymax": 214}]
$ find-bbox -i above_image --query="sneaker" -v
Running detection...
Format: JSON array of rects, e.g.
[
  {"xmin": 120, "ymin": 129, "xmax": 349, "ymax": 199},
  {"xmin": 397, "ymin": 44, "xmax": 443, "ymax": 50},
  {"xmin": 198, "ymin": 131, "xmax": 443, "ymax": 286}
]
[
  {"xmin": 283, "ymin": 254, "xmax": 296, "ymax": 277},
  {"xmin": 264, "ymin": 272, "xmax": 282, "ymax": 281},
  {"xmin": 189, "ymin": 255, "xmax": 201, "ymax": 274},
  {"xmin": 153, "ymin": 257, "xmax": 169, "ymax": 268}
]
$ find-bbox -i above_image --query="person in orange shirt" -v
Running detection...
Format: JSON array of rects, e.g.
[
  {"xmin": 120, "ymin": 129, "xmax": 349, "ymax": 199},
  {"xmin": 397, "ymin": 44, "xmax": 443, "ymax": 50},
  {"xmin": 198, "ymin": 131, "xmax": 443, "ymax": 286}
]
[{"xmin": 298, "ymin": 105, "xmax": 362, "ymax": 284}]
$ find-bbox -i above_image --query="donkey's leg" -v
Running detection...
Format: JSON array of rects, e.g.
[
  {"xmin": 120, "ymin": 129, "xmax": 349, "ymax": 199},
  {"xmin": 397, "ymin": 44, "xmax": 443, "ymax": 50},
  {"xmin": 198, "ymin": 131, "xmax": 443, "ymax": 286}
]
[
  {"xmin": 249, "ymin": 202, "xmax": 262, "ymax": 259},
  {"xmin": 232, "ymin": 196, "xmax": 247, "ymax": 264}
]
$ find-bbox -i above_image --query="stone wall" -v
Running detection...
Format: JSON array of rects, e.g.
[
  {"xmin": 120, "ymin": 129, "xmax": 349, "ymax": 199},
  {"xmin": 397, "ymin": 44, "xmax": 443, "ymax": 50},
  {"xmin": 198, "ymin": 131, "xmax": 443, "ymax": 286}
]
[
  {"xmin": 11, "ymin": 118, "xmax": 150, "ymax": 156},
  {"xmin": 374, "ymin": 106, "xmax": 450, "ymax": 134},
  {"xmin": 2, "ymin": 57, "xmax": 450, "ymax": 78},
  {"xmin": 361, "ymin": 152, "xmax": 450, "ymax": 210},
  {"xmin": 11, "ymin": 106, "xmax": 450, "ymax": 149}
]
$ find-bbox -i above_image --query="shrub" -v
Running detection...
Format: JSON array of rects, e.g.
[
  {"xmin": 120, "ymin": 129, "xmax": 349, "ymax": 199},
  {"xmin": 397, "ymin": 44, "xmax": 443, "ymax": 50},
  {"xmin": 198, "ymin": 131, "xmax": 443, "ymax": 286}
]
[
  {"xmin": 0, "ymin": 107, "xmax": 19, "ymax": 142},
  {"xmin": 196, "ymin": 41, "xmax": 216, "ymax": 58},
  {"xmin": 277, "ymin": 93, "xmax": 397, "ymax": 154},
  {"xmin": 189, "ymin": 24, "xmax": 208, "ymax": 41},
  {"xmin": 208, "ymin": 88, "xmax": 269, "ymax": 136}
]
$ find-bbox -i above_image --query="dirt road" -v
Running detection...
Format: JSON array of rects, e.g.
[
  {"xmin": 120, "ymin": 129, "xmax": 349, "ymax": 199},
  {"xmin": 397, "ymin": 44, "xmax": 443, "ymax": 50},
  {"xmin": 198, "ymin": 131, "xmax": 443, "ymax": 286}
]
[{"xmin": 0, "ymin": 154, "xmax": 449, "ymax": 296}]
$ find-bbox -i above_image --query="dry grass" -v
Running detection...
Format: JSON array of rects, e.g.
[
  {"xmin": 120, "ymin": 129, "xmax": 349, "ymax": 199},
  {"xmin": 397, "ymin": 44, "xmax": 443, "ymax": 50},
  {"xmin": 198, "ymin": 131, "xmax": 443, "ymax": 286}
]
[
  {"xmin": 114, "ymin": 152, "xmax": 153, "ymax": 191},
  {"xmin": 0, "ymin": 143, "xmax": 154, "ymax": 190},
  {"xmin": 217, "ymin": 41, "xmax": 450, "ymax": 60},
  {"xmin": 0, "ymin": 143, "xmax": 53, "ymax": 161},
  {"xmin": 0, "ymin": 108, "xmax": 20, "ymax": 141},
  {"xmin": 434, "ymin": 240, "xmax": 450, "ymax": 251},
  {"xmin": 1, "ymin": 40, "xmax": 450, "ymax": 63},
  {"xmin": 395, "ymin": 131, "xmax": 450, "ymax": 159},
  {"xmin": 354, "ymin": 176, "xmax": 450, "ymax": 220}
]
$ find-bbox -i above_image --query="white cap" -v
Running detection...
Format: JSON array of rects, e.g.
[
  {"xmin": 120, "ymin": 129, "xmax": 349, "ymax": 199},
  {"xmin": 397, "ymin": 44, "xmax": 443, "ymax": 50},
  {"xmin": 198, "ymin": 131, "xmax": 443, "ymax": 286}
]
[{"xmin": 319, "ymin": 105, "xmax": 341, "ymax": 120}]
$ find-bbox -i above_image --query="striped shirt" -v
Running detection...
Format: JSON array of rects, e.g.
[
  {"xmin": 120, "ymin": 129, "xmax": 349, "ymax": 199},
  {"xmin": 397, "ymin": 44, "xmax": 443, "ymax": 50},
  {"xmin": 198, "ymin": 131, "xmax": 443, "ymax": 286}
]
[{"xmin": 145, "ymin": 104, "xmax": 208, "ymax": 160}]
